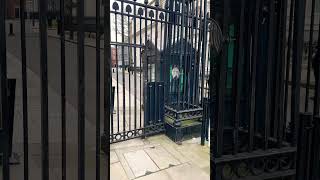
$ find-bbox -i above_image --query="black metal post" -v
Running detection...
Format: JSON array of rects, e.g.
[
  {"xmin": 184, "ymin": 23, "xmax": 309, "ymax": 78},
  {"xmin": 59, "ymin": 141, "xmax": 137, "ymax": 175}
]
[
  {"xmin": 60, "ymin": 0, "xmax": 66, "ymax": 178},
  {"xmin": 77, "ymin": 0, "xmax": 85, "ymax": 177},
  {"xmin": 296, "ymin": 113, "xmax": 313, "ymax": 180},
  {"xmin": 0, "ymin": 0, "xmax": 9, "ymax": 179},
  {"xmin": 95, "ymin": 0, "xmax": 101, "ymax": 178},
  {"xmin": 304, "ymin": 0, "xmax": 316, "ymax": 112},
  {"xmin": 39, "ymin": 0, "xmax": 49, "ymax": 177},
  {"xmin": 103, "ymin": 0, "xmax": 111, "ymax": 178},
  {"xmin": 290, "ymin": 0, "xmax": 306, "ymax": 146},
  {"xmin": 248, "ymin": 0, "xmax": 261, "ymax": 152},
  {"xmin": 233, "ymin": 0, "xmax": 245, "ymax": 154},
  {"xmin": 284, "ymin": 0, "xmax": 295, "ymax": 127},
  {"xmin": 277, "ymin": 0, "xmax": 289, "ymax": 147},
  {"xmin": 309, "ymin": 116, "xmax": 320, "ymax": 180},
  {"xmin": 132, "ymin": 0, "xmax": 137, "ymax": 133},
  {"xmin": 20, "ymin": 0, "xmax": 29, "ymax": 178},
  {"xmin": 264, "ymin": 0, "xmax": 275, "ymax": 150},
  {"xmin": 214, "ymin": 0, "xmax": 229, "ymax": 159}
]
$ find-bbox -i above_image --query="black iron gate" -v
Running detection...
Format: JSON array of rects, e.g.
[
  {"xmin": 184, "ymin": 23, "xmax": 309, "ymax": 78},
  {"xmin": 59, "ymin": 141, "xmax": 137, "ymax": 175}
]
[
  {"xmin": 107, "ymin": 0, "xmax": 210, "ymax": 144},
  {"xmin": 210, "ymin": 0, "xmax": 320, "ymax": 179},
  {"xmin": 1, "ymin": 0, "xmax": 210, "ymax": 179}
]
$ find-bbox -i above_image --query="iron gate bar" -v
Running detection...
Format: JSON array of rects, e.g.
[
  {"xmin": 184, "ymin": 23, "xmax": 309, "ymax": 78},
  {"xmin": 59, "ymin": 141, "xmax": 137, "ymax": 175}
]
[
  {"xmin": 169, "ymin": 0, "xmax": 179, "ymax": 107},
  {"xmin": 291, "ymin": 0, "xmax": 306, "ymax": 146},
  {"xmin": 197, "ymin": 24, "xmax": 204, "ymax": 108},
  {"xmin": 214, "ymin": 0, "xmax": 229, "ymax": 158},
  {"xmin": 127, "ymin": 7, "xmax": 131, "ymax": 131},
  {"xmin": 185, "ymin": 1, "xmax": 190, "ymax": 110},
  {"xmin": 134, "ymin": 0, "xmax": 137, "ymax": 133},
  {"xmin": 121, "ymin": 0, "xmax": 126, "ymax": 136},
  {"xmin": 155, "ymin": 0, "xmax": 159, "ymax": 119},
  {"xmin": 178, "ymin": 0, "xmax": 185, "ymax": 110},
  {"xmin": 95, "ymin": 0, "xmax": 101, "ymax": 177},
  {"xmin": 273, "ymin": 0, "xmax": 284, "ymax": 141},
  {"xmin": 277, "ymin": 0, "xmax": 289, "ymax": 147},
  {"xmin": 160, "ymin": 8, "xmax": 164, "ymax": 83},
  {"xmin": 19, "ymin": 0, "xmax": 29, "ymax": 177},
  {"xmin": 305, "ymin": 0, "xmax": 316, "ymax": 112},
  {"xmin": 265, "ymin": 0, "xmax": 275, "ymax": 150},
  {"xmin": 296, "ymin": 113, "xmax": 313, "ymax": 179},
  {"xmin": 310, "ymin": 116, "xmax": 320, "ymax": 179},
  {"xmin": 59, "ymin": 0, "xmax": 67, "ymax": 178},
  {"xmin": 201, "ymin": 2, "xmax": 208, "ymax": 118},
  {"xmin": 200, "ymin": 5, "xmax": 207, "ymax": 110},
  {"xmin": 0, "ymin": 0, "xmax": 9, "ymax": 178},
  {"xmin": 114, "ymin": 10, "xmax": 120, "ymax": 133},
  {"xmin": 284, "ymin": 0, "xmax": 295, "ymax": 126},
  {"xmin": 103, "ymin": 0, "xmax": 111, "ymax": 176},
  {"xmin": 77, "ymin": 0, "xmax": 86, "ymax": 177},
  {"xmin": 314, "ymin": 15, "xmax": 320, "ymax": 116},
  {"xmin": 164, "ymin": 1, "xmax": 170, "ymax": 104},
  {"xmin": 160, "ymin": 9, "xmax": 164, "ymax": 82},
  {"xmin": 233, "ymin": 0, "xmax": 245, "ymax": 155},
  {"xmin": 39, "ymin": 0, "xmax": 49, "ymax": 176},
  {"xmin": 248, "ymin": 0, "xmax": 260, "ymax": 152},
  {"xmin": 144, "ymin": 0, "xmax": 148, "ymax": 127},
  {"xmin": 139, "ymin": 10, "xmax": 142, "ymax": 129},
  {"xmin": 189, "ymin": 0, "xmax": 195, "ymax": 109},
  {"xmin": 194, "ymin": 0, "xmax": 202, "ymax": 107}
]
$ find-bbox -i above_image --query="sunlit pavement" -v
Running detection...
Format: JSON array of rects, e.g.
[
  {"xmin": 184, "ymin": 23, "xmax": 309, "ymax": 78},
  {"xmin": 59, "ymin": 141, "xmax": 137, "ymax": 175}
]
[{"xmin": 110, "ymin": 135, "xmax": 210, "ymax": 180}]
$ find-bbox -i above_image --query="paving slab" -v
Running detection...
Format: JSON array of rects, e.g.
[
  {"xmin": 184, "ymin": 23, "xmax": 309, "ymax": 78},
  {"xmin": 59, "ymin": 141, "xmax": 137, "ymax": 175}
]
[
  {"xmin": 176, "ymin": 144, "xmax": 210, "ymax": 169},
  {"xmin": 111, "ymin": 138, "xmax": 146, "ymax": 150},
  {"xmin": 111, "ymin": 150, "xmax": 119, "ymax": 164},
  {"xmin": 145, "ymin": 135, "xmax": 189, "ymax": 164},
  {"xmin": 135, "ymin": 170, "xmax": 172, "ymax": 180},
  {"xmin": 114, "ymin": 143, "xmax": 157, "ymax": 180},
  {"xmin": 123, "ymin": 150, "xmax": 159, "ymax": 178},
  {"xmin": 111, "ymin": 162, "xmax": 130, "ymax": 180},
  {"xmin": 144, "ymin": 146, "xmax": 180, "ymax": 169},
  {"xmin": 165, "ymin": 163, "xmax": 210, "ymax": 180}
]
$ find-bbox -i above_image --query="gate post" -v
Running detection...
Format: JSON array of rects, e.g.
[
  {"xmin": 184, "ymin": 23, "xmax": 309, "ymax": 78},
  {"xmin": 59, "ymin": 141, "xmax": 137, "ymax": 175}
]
[
  {"xmin": 309, "ymin": 116, "xmax": 320, "ymax": 180},
  {"xmin": 296, "ymin": 113, "xmax": 313, "ymax": 180}
]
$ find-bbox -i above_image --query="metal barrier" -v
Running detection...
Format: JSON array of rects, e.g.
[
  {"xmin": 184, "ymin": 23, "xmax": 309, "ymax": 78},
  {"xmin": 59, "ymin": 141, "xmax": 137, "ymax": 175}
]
[
  {"xmin": 210, "ymin": 0, "xmax": 320, "ymax": 179},
  {"xmin": 1, "ymin": 0, "xmax": 210, "ymax": 179}
]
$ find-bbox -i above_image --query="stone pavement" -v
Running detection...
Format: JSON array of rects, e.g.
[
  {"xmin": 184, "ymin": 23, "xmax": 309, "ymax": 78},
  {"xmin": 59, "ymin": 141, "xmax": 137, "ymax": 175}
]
[
  {"xmin": 110, "ymin": 135, "xmax": 210, "ymax": 180},
  {"xmin": 6, "ymin": 50, "xmax": 108, "ymax": 180}
]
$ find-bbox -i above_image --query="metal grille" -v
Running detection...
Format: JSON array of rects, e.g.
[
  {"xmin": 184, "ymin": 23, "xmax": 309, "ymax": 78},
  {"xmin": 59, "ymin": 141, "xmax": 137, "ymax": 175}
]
[
  {"xmin": 1, "ymin": 0, "xmax": 210, "ymax": 179},
  {"xmin": 108, "ymin": 0, "xmax": 210, "ymax": 143},
  {"xmin": 211, "ymin": 0, "xmax": 320, "ymax": 179}
]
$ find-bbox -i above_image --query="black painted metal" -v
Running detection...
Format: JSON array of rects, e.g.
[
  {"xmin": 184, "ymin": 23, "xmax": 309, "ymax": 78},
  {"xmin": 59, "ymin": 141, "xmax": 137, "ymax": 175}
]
[
  {"xmin": 39, "ymin": 0, "xmax": 49, "ymax": 177},
  {"xmin": 77, "ymin": 0, "xmax": 86, "ymax": 178},
  {"xmin": 95, "ymin": 0, "xmax": 101, "ymax": 179},
  {"xmin": 296, "ymin": 113, "xmax": 313, "ymax": 180},
  {"xmin": 106, "ymin": 0, "xmax": 209, "ymax": 144},
  {"xmin": 0, "ymin": 0, "xmax": 8, "ymax": 179},
  {"xmin": 19, "ymin": 0, "xmax": 29, "ymax": 178},
  {"xmin": 291, "ymin": 0, "xmax": 306, "ymax": 146},
  {"xmin": 103, "ymin": 0, "xmax": 112, "ymax": 179},
  {"xmin": 305, "ymin": 0, "xmax": 316, "ymax": 112},
  {"xmin": 209, "ymin": 0, "xmax": 320, "ymax": 179},
  {"xmin": 309, "ymin": 116, "xmax": 320, "ymax": 180},
  {"xmin": 60, "ymin": 0, "xmax": 66, "ymax": 179}
]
